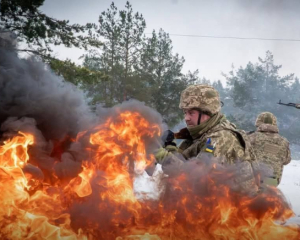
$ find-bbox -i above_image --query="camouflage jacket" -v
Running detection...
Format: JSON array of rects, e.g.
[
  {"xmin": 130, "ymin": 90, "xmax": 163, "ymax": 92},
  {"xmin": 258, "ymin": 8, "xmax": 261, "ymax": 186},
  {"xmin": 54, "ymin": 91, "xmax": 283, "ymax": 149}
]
[
  {"xmin": 178, "ymin": 117, "xmax": 255, "ymax": 163},
  {"xmin": 248, "ymin": 123, "xmax": 291, "ymax": 184},
  {"xmin": 173, "ymin": 115, "xmax": 260, "ymax": 194}
]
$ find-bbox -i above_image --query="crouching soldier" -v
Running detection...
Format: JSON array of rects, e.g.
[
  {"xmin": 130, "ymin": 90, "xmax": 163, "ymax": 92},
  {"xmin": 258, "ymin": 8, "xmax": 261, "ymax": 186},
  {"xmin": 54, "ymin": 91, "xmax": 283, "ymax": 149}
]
[{"xmin": 156, "ymin": 84, "xmax": 260, "ymax": 195}]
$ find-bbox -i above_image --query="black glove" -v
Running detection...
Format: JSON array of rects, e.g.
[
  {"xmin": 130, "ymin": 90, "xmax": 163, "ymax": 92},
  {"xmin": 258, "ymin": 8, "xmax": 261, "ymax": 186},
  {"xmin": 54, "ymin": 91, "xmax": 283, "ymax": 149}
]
[{"xmin": 161, "ymin": 130, "xmax": 176, "ymax": 147}]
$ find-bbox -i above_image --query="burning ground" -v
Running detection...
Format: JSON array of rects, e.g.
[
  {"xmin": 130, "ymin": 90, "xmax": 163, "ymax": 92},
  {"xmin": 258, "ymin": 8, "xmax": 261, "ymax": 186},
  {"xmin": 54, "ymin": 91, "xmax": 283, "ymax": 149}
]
[{"xmin": 0, "ymin": 43, "xmax": 300, "ymax": 239}]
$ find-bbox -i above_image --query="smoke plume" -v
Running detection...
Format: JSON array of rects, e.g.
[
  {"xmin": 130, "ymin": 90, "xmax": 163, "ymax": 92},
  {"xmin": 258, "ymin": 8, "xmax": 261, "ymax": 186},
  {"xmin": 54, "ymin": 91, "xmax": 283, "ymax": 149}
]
[{"xmin": 0, "ymin": 44, "xmax": 94, "ymax": 141}]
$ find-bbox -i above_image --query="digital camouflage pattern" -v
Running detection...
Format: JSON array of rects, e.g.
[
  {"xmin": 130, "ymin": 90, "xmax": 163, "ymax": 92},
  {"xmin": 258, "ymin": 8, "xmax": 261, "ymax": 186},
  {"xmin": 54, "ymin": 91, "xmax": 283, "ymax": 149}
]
[
  {"xmin": 157, "ymin": 84, "xmax": 260, "ymax": 194},
  {"xmin": 177, "ymin": 116, "xmax": 259, "ymax": 194},
  {"xmin": 179, "ymin": 119, "xmax": 251, "ymax": 164},
  {"xmin": 255, "ymin": 112, "xmax": 277, "ymax": 127},
  {"xmin": 249, "ymin": 112, "xmax": 291, "ymax": 186},
  {"xmin": 179, "ymin": 85, "xmax": 221, "ymax": 116}
]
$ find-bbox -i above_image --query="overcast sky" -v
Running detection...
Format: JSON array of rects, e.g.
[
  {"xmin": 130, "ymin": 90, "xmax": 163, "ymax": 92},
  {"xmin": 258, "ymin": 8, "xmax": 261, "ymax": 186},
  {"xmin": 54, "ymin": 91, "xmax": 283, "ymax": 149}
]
[{"xmin": 41, "ymin": 0, "xmax": 300, "ymax": 84}]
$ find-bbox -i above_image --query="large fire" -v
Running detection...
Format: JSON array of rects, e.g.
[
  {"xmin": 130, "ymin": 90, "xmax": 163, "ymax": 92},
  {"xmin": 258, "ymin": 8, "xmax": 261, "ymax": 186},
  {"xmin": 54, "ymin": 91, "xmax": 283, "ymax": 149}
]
[{"xmin": 0, "ymin": 110, "xmax": 299, "ymax": 239}]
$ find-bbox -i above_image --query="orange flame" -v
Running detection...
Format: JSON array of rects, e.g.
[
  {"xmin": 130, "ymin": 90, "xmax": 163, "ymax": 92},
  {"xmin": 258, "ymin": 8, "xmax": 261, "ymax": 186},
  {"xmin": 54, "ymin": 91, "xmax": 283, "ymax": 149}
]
[
  {"xmin": 0, "ymin": 131, "xmax": 33, "ymax": 168},
  {"xmin": 73, "ymin": 111, "xmax": 160, "ymax": 212},
  {"xmin": 0, "ymin": 131, "xmax": 85, "ymax": 239},
  {"xmin": 1, "ymin": 110, "xmax": 300, "ymax": 240}
]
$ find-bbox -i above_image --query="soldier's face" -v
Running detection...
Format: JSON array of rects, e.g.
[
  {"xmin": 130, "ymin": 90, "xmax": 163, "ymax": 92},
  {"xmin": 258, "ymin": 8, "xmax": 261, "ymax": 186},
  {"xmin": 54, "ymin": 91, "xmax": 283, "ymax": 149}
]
[{"xmin": 184, "ymin": 109, "xmax": 200, "ymax": 126}]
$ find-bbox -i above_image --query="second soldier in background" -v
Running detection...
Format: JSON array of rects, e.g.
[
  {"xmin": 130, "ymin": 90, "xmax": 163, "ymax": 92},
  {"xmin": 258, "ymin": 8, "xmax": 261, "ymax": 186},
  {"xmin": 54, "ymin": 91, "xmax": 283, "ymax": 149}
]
[{"xmin": 248, "ymin": 112, "xmax": 291, "ymax": 186}]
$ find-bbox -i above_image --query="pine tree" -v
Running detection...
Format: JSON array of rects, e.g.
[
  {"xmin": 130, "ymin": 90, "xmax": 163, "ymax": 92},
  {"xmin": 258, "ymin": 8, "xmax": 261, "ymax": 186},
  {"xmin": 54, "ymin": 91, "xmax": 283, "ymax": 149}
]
[
  {"xmin": 136, "ymin": 29, "xmax": 196, "ymax": 126},
  {"xmin": 118, "ymin": 1, "xmax": 146, "ymax": 101},
  {"xmin": 223, "ymin": 51, "xmax": 299, "ymax": 142},
  {"xmin": 0, "ymin": 0, "xmax": 101, "ymax": 56}
]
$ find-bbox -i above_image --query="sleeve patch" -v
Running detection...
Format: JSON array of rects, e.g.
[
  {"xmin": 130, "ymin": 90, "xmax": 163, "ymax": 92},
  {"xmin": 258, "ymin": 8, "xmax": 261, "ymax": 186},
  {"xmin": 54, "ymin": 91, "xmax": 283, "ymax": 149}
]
[{"xmin": 205, "ymin": 138, "xmax": 215, "ymax": 153}]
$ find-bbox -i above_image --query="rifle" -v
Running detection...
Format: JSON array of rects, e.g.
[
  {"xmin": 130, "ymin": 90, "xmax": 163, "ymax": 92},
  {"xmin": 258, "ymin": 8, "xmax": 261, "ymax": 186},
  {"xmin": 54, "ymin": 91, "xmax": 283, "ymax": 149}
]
[{"xmin": 278, "ymin": 100, "xmax": 300, "ymax": 109}]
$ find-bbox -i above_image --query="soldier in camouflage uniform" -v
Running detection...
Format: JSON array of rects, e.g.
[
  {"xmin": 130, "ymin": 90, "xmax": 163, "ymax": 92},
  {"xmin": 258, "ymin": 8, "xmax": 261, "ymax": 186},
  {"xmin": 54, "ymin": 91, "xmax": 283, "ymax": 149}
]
[
  {"xmin": 248, "ymin": 112, "xmax": 291, "ymax": 186},
  {"xmin": 156, "ymin": 84, "xmax": 259, "ymax": 194}
]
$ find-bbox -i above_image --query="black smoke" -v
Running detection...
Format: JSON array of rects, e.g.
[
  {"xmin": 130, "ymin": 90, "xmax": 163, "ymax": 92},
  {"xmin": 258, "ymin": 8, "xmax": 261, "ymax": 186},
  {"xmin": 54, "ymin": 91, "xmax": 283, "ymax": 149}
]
[{"xmin": 0, "ymin": 42, "xmax": 95, "ymax": 141}]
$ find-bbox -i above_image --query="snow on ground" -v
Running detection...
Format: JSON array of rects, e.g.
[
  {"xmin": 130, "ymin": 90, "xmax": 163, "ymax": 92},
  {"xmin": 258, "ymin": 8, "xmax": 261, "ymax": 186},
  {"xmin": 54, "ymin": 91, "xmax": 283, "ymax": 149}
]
[
  {"xmin": 278, "ymin": 160, "xmax": 300, "ymax": 216},
  {"xmin": 134, "ymin": 164, "xmax": 165, "ymax": 201}
]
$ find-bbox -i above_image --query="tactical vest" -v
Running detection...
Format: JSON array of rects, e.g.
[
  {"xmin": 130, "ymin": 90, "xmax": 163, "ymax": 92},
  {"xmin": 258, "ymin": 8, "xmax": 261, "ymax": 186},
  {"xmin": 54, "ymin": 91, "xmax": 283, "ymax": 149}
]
[{"xmin": 249, "ymin": 131, "xmax": 289, "ymax": 185}]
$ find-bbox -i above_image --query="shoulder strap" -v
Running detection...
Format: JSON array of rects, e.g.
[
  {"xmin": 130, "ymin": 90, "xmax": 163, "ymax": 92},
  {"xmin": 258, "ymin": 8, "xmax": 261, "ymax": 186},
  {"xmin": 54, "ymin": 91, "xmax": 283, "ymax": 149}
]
[{"xmin": 213, "ymin": 124, "xmax": 257, "ymax": 162}]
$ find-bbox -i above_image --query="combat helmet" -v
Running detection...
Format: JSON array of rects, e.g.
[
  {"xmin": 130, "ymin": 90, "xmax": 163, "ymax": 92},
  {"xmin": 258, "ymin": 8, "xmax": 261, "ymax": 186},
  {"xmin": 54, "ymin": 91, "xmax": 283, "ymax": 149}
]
[
  {"xmin": 255, "ymin": 112, "xmax": 277, "ymax": 127},
  {"xmin": 179, "ymin": 85, "xmax": 221, "ymax": 116}
]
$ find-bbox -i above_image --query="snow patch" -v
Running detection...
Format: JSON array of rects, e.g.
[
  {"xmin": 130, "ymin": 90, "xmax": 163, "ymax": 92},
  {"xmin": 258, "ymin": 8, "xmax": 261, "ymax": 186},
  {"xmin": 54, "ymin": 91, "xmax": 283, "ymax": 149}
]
[
  {"xmin": 134, "ymin": 164, "xmax": 165, "ymax": 201},
  {"xmin": 278, "ymin": 160, "xmax": 300, "ymax": 216}
]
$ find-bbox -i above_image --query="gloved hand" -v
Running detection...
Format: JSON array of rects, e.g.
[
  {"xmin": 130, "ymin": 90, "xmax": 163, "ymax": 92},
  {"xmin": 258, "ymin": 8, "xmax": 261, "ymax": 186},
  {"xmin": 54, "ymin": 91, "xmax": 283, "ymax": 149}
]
[
  {"xmin": 262, "ymin": 177, "xmax": 278, "ymax": 187},
  {"xmin": 165, "ymin": 145, "xmax": 178, "ymax": 152},
  {"xmin": 161, "ymin": 130, "xmax": 176, "ymax": 147},
  {"xmin": 155, "ymin": 145, "xmax": 178, "ymax": 164}
]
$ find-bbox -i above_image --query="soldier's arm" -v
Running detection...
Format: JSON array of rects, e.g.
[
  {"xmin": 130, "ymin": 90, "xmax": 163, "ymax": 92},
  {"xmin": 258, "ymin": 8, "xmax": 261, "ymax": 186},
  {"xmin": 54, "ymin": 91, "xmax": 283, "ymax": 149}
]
[
  {"xmin": 197, "ymin": 131, "xmax": 259, "ymax": 195},
  {"xmin": 198, "ymin": 131, "xmax": 242, "ymax": 164}
]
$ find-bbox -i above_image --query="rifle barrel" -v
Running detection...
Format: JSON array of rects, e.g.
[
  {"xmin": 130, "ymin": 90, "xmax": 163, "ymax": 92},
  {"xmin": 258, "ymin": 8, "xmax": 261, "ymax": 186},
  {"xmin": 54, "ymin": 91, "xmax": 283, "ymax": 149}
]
[{"xmin": 278, "ymin": 101, "xmax": 298, "ymax": 108}]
